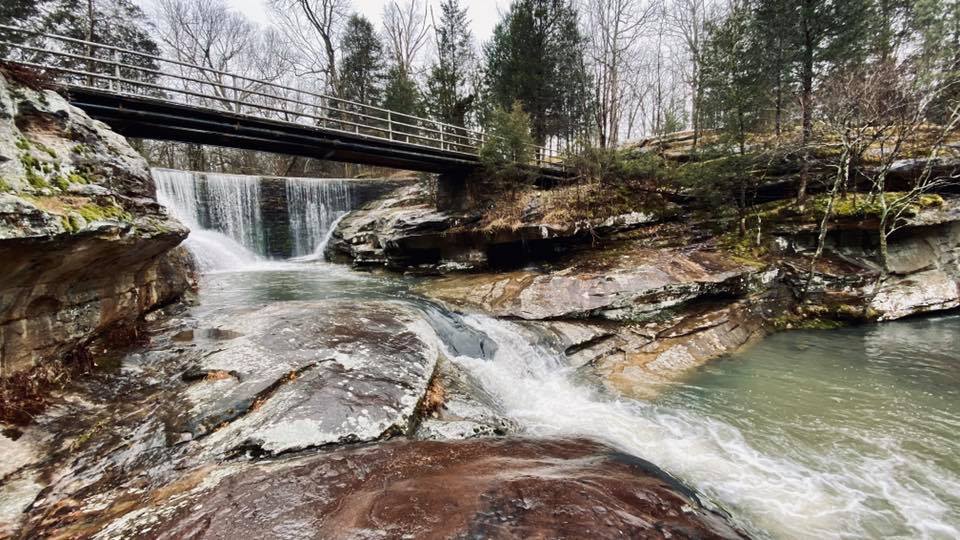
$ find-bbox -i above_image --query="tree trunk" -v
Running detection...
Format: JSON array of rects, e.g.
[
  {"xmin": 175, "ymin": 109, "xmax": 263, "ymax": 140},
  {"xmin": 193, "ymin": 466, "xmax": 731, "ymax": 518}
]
[
  {"xmin": 774, "ymin": 47, "xmax": 783, "ymax": 137},
  {"xmin": 800, "ymin": 151, "xmax": 849, "ymax": 304},
  {"xmin": 797, "ymin": 0, "xmax": 815, "ymax": 206},
  {"xmin": 86, "ymin": 0, "xmax": 95, "ymax": 87}
]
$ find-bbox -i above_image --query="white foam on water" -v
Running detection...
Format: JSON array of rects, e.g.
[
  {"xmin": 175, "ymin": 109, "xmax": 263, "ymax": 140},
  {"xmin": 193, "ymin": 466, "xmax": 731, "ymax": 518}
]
[
  {"xmin": 154, "ymin": 168, "xmax": 263, "ymax": 273},
  {"xmin": 445, "ymin": 314, "xmax": 960, "ymax": 540},
  {"xmin": 285, "ymin": 177, "xmax": 352, "ymax": 258},
  {"xmin": 291, "ymin": 213, "xmax": 348, "ymax": 262}
]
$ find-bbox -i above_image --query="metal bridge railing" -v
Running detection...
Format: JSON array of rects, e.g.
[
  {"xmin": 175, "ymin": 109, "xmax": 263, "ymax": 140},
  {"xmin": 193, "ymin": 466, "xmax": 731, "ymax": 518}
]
[{"xmin": 0, "ymin": 25, "xmax": 566, "ymax": 170}]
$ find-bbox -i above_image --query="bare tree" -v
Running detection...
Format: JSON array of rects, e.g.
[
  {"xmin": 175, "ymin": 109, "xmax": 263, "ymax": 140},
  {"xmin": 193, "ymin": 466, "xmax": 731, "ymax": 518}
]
[
  {"xmin": 155, "ymin": 0, "xmax": 261, "ymax": 112},
  {"xmin": 269, "ymin": 0, "xmax": 348, "ymax": 96},
  {"xmin": 667, "ymin": 0, "xmax": 714, "ymax": 149},
  {"xmin": 799, "ymin": 66, "xmax": 897, "ymax": 302},
  {"xmin": 869, "ymin": 100, "xmax": 960, "ymax": 275},
  {"xmin": 584, "ymin": 0, "xmax": 656, "ymax": 147},
  {"xmin": 382, "ymin": 0, "xmax": 431, "ymax": 77},
  {"xmin": 799, "ymin": 64, "xmax": 959, "ymax": 303}
]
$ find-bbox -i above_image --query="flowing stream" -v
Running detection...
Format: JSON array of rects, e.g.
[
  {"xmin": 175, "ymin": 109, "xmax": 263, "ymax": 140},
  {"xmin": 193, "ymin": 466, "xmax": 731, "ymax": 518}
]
[{"xmin": 153, "ymin": 170, "xmax": 960, "ymax": 539}]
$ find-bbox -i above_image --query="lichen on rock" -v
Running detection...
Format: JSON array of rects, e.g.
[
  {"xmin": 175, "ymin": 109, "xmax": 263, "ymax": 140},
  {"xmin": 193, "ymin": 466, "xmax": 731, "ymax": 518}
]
[{"xmin": 0, "ymin": 71, "xmax": 195, "ymax": 383}]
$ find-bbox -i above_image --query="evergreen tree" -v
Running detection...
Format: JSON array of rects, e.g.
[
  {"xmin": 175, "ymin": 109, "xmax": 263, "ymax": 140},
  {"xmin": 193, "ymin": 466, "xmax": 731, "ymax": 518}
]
[
  {"xmin": 425, "ymin": 0, "xmax": 476, "ymax": 127},
  {"xmin": 870, "ymin": 0, "xmax": 913, "ymax": 63},
  {"xmin": 0, "ymin": 0, "xmax": 49, "ymax": 49},
  {"xmin": 482, "ymin": 0, "xmax": 592, "ymax": 146},
  {"xmin": 382, "ymin": 64, "xmax": 422, "ymax": 118},
  {"xmin": 750, "ymin": 0, "xmax": 795, "ymax": 135},
  {"xmin": 479, "ymin": 101, "xmax": 536, "ymax": 188},
  {"xmin": 42, "ymin": 0, "xmax": 160, "ymax": 89},
  {"xmin": 748, "ymin": 0, "xmax": 873, "ymax": 203},
  {"xmin": 912, "ymin": 0, "xmax": 960, "ymax": 123},
  {"xmin": 338, "ymin": 14, "xmax": 384, "ymax": 105},
  {"xmin": 700, "ymin": 3, "xmax": 765, "ymax": 154}
]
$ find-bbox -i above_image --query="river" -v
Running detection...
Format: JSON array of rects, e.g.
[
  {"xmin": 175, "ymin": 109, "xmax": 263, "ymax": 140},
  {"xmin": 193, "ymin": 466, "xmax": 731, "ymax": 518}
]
[{"xmin": 152, "ymin": 170, "xmax": 960, "ymax": 539}]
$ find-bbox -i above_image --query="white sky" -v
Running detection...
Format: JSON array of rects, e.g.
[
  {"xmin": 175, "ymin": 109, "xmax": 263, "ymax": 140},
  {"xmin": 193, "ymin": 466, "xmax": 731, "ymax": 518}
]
[{"xmin": 138, "ymin": 0, "xmax": 513, "ymax": 44}]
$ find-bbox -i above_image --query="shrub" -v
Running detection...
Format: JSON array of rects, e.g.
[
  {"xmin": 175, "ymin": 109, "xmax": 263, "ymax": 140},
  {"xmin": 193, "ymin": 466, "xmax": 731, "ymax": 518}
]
[{"xmin": 479, "ymin": 101, "xmax": 536, "ymax": 189}]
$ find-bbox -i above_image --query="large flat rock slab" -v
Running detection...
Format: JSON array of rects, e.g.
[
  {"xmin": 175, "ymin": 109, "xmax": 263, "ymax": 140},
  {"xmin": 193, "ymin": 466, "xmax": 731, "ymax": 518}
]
[
  {"xmin": 419, "ymin": 248, "xmax": 761, "ymax": 321},
  {"xmin": 100, "ymin": 438, "xmax": 746, "ymax": 539},
  {"xmin": 177, "ymin": 300, "xmax": 440, "ymax": 455}
]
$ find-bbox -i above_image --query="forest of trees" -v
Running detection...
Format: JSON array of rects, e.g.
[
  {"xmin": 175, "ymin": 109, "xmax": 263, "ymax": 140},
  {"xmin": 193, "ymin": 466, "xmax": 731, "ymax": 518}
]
[{"xmin": 1, "ymin": 0, "xmax": 957, "ymax": 180}]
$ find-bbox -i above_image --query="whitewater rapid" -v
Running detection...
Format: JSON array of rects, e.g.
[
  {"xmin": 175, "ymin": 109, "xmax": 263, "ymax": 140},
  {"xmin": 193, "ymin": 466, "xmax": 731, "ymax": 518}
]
[{"xmin": 442, "ymin": 314, "xmax": 960, "ymax": 539}]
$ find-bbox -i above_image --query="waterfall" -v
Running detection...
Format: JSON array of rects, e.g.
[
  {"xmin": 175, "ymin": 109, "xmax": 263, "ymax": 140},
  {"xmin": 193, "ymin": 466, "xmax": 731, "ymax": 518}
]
[
  {"xmin": 153, "ymin": 169, "xmax": 360, "ymax": 271},
  {"xmin": 154, "ymin": 169, "xmax": 261, "ymax": 273},
  {"xmin": 285, "ymin": 177, "xmax": 352, "ymax": 258},
  {"xmin": 201, "ymin": 173, "xmax": 266, "ymax": 255}
]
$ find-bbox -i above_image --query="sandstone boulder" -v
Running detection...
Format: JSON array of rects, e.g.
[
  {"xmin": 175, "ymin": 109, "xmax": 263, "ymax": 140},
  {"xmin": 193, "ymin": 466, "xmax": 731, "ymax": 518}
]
[
  {"xmin": 178, "ymin": 301, "xmax": 440, "ymax": 456},
  {"xmin": 0, "ymin": 72, "xmax": 194, "ymax": 378}
]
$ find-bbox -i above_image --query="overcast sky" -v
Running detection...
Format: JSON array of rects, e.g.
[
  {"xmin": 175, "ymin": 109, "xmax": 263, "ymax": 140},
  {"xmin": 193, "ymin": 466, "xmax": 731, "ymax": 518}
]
[{"xmin": 137, "ymin": 0, "xmax": 514, "ymax": 44}]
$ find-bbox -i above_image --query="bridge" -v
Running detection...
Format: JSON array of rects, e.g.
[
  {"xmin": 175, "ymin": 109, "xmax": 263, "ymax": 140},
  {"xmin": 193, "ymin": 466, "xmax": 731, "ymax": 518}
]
[{"xmin": 0, "ymin": 26, "xmax": 568, "ymax": 179}]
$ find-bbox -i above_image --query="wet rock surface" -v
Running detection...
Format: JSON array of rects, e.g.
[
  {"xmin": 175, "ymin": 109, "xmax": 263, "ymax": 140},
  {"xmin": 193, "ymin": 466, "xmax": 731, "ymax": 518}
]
[
  {"xmin": 420, "ymin": 246, "xmax": 762, "ymax": 321},
  {"xmin": 100, "ymin": 438, "xmax": 747, "ymax": 540},
  {"xmin": 415, "ymin": 357, "xmax": 519, "ymax": 440},
  {"xmin": 413, "ymin": 238, "xmax": 774, "ymax": 398},
  {"xmin": 182, "ymin": 301, "xmax": 440, "ymax": 455},
  {"xmin": 1, "ymin": 299, "xmax": 442, "ymax": 536},
  {"xmin": 327, "ymin": 184, "xmax": 676, "ymax": 273},
  {"xmin": 0, "ymin": 292, "xmax": 747, "ymax": 539},
  {"xmin": 337, "ymin": 186, "xmax": 960, "ymax": 400}
]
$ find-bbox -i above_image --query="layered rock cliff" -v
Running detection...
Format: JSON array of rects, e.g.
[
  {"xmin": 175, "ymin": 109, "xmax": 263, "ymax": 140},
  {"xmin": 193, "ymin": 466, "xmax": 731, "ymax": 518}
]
[
  {"xmin": 0, "ymin": 70, "xmax": 195, "ymax": 385},
  {"xmin": 329, "ymin": 179, "xmax": 960, "ymax": 399}
]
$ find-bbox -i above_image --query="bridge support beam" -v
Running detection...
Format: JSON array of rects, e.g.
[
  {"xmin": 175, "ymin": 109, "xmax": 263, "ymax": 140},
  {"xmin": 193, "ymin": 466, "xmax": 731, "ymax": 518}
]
[{"xmin": 436, "ymin": 168, "xmax": 476, "ymax": 212}]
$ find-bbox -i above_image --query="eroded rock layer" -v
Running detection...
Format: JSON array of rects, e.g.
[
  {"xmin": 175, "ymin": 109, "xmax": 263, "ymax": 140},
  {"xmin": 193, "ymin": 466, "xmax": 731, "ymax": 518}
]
[{"xmin": 0, "ymin": 72, "xmax": 194, "ymax": 377}]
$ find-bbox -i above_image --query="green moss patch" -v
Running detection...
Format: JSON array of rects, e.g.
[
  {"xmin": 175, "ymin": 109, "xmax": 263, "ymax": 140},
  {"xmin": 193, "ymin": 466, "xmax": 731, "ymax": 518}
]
[
  {"xmin": 754, "ymin": 192, "xmax": 944, "ymax": 227},
  {"xmin": 77, "ymin": 202, "xmax": 131, "ymax": 223},
  {"xmin": 25, "ymin": 195, "xmax": 131, "ymax": 227}
]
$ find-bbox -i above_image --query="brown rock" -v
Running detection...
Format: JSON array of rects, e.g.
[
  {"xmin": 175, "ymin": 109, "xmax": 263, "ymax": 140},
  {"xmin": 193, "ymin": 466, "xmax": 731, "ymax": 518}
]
[
  {"xmin": 419, "ymin": 247, "xmax": 761, "ymax": 321},
  {"xmin": 0, "ymin": 73, "xmax": 194, "ymax": 378},
  {"xmin": 109, "ymin": 438, "xmax": 747, "ymax": 539}
]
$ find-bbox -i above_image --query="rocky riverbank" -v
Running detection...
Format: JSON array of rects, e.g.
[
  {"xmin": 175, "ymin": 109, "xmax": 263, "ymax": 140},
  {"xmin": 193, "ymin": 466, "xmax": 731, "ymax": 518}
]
[
  {"xmin": 327, "ymin": 159, "xmax": 960, "ymax": 398},
  {"xmin": 0, "ymin": 277, "xmax": 745, "ymax": 538},
  {"xmin": 0, "ymin": 69, "xmax": 196, "ymax": 418}
]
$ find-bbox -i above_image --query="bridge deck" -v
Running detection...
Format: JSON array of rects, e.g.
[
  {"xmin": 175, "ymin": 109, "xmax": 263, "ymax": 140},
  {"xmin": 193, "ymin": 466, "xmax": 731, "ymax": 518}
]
[
  {"xmin": 70, "ymin": 88, "xmax": 499, "ymax": 175},
  {"xmin": 1, "ymin": 25, "xmax": 569, "ymax": 180}
]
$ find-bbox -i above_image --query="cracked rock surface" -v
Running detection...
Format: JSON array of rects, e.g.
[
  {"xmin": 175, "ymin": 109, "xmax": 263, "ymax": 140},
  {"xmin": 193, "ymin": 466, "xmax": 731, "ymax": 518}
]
[{"xmin": 179, "ymin": 301, "xmax": 441, "ymax": 456}]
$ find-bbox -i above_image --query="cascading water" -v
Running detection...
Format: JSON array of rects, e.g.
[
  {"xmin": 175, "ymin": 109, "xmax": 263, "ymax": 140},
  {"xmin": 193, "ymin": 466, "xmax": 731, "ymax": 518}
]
[
  {"xmin": 201, "ymin": 173, "xmax": 267, "ymax": 255},
  {"xmin": 153, "ymin": 169, "xmax": 357, "ymax": 271},
  {"xmin": 285, "ymin": 177, "xmax": 352, "ymax": 258},
  {"xmin": 153, "ymin": 169, "xmax": 261, "ymax": 272},
  {"xmin": 151, "ymin": 167, "xmax": 960, "ymax": 538},
  {"xmin": 437, "ymin": 313, "xmax": 960, "ymax": 539}
]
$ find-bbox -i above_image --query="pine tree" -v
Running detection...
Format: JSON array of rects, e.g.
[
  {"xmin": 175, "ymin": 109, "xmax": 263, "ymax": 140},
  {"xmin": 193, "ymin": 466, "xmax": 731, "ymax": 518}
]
[
  {"xmin": 482, "ymin": 0, "xmax": 592, "ymax": 146},
  {"xmin": 42, "ymin": 0, "xmax": 161, "ymax": 88},
  {"xmin": 338, "ymin": 14, "xmax": 384, "ymax": 105},
  {"xmin": 748, "ymin": 0, "xmax": 874, "ymax": 203},
  {"xmin": 425, "ymin": 0, "xmax": 476, "ymax": 127},
  {"xmin": 751, "ymin": 0, "xmax": 795, "ymax": 136},
  {"xmin": 0, "ymin": 0, "xmax": 49, "ymax": 49},
  {"xmin": 701, "ymin": 3, "xmax": 765, "ymax": 155},
  {"xmin": 912, "ymin": 0, "xmax": 960, "ymax": 123},
  {"xmin": 871, "ymin": 0, "xmax": 913, "ymax": 63},
  {"xmin": 382, "ymin": 64, "xmax": 422, "ymax": 117}
]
